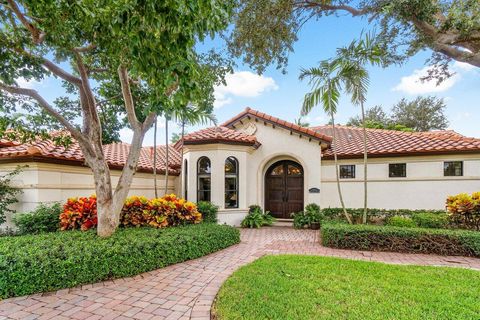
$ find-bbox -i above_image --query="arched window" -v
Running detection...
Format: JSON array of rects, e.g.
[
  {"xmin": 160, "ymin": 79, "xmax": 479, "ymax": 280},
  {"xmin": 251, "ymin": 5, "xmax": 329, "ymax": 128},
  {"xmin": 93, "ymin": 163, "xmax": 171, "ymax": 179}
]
[
  {"xmin": 225, "ymin": 156, "xmax": 239, "ymax": 208},
  {"xmin": 197, "ymin": 157, "xmax": 211, "ymax": 202},
  {"xmin": 184, "ymin": 159, "xmax": 188, "ymax": 200}
]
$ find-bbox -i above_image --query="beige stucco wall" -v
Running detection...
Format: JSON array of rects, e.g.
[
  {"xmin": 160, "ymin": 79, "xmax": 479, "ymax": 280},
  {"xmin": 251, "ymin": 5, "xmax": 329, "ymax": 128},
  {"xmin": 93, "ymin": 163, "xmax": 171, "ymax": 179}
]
[
  {"xmin": 183, "ymin": 119, "xmax": 326, "ymax": 225},
  {"xmin": 0, "ymin": 162, "xmax": 179, "ymax": 228},
  {"xmin": 320, "ymin": 154, "xmax": 480, "ymax": 209}
]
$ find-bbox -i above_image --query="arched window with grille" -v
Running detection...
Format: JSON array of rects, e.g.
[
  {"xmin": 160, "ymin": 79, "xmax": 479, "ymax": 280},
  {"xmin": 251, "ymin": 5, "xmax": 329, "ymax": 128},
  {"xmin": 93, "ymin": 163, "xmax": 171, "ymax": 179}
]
[
  {"xmin": 225, "ymin": 156, "xmax": 239, "ymax": 208},
  {"xmin": 197, "ymin": 157, "xmax": 211, "ymax": 202}
]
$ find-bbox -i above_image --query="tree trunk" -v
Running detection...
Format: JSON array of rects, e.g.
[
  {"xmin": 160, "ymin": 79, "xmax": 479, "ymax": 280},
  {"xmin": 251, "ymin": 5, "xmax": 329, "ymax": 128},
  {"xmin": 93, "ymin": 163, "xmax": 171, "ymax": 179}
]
[
  {"xmin": 361, "ymin": 101, "xmax": 368, "ymax": 224},
  {"xmin": 87, "ymin": 126, "xmax": 151, "ymax": 237},
  {"xmin": 331, "ymin": 114, "xmax": 353, "ymax": 224},
  {"xmin": 89, "ymin": 160, "xmax": 116, "ymax": 237},
  {"xmin": 164, "ymin": 116, "xmax": 169, "ymax": 196},
  {"xmin": 153, "ymin": 117, "xmax": 158, "ymax": 198},
  {"xmin": 180, "ymin": 120, "xmax": 186, "ymax": 198}
]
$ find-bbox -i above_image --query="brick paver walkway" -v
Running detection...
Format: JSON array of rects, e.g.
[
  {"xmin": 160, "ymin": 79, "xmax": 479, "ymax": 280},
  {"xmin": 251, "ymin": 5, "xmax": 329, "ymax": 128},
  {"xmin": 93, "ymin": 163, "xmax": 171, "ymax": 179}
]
[{"xmin": 1, "ymin": 227, "xmax": 479, "ymax": 320}]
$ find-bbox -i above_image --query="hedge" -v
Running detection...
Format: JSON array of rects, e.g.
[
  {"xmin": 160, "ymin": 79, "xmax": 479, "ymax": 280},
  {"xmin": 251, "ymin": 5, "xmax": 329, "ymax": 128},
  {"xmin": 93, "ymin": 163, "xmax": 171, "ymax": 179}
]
[
  {"xmin": 321, "ymin": 223, "xmax": 480, "ymax": 257},
  {"xmin": 322, "ymin": 208, "xmax": 445, "ymax": 221},
  {"xmin": 0, "ymin": 224, "xmax": 240, "ymax": 299}
]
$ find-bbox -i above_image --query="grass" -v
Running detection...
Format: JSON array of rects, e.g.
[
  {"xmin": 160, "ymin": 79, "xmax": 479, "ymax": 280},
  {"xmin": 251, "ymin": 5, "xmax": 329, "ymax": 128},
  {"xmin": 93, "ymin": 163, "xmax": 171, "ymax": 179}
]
[{"xmin": 213, "ymin": 255, "xmax": 480, "ymax": 320}]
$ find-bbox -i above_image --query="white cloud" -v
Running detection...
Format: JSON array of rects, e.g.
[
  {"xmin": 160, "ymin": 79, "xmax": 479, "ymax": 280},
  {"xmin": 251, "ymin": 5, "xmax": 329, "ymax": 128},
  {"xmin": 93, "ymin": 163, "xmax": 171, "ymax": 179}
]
[
  {"xmin": 16, "ymin": 77, "xmax": 44, "ymax": 89},
  {"xmin": 214, "ymin": 71, "xmax": 278, "ymax": 108},
  {"xmin": 453, "ymin": 61, "xmax": 476, "ymax": 72},
  {"xmin": 392, "ymin": 60, "xmax": 478, "ymax": 95},
  {"xmin": 392, "ymin": 66, "xmax": 460, "ymax": 95}
]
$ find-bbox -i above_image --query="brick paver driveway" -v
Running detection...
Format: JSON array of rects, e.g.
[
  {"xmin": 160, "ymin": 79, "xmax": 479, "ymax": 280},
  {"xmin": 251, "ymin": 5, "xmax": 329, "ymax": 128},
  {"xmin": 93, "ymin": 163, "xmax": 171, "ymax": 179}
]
[{"xmin": 1, "ymin": 227, "xmax": 479, "ymax": 320}]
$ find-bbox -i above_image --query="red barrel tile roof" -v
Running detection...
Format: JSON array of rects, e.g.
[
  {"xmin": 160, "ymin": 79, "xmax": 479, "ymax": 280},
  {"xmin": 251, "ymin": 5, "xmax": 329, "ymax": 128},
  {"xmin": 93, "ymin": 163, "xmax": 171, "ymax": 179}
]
[
  {"xmin": 0, "ymin": 137, "xmax": 181, "ymax": 175},
  {"xmin": 311, "ymin": 125, "xmax": 480, "ymax": 159},
  {"xmin": 222, "ymin": 107, "xmax": 333, "ymax": 143},
  {"xmin": 181, "ymin": 126, "xmax": 260, "ymax": 147}
]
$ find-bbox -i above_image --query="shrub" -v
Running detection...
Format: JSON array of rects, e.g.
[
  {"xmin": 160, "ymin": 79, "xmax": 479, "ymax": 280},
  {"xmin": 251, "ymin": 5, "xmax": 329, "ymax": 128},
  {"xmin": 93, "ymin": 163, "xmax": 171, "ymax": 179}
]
[
  {"xmin": 241, "ymin": 206, "xmax": 275, "ymax": 228},
  {"xmin": 197, "ymin": 201, "xmax": 219, "ymax": 223},
  {"xmin": 60, "ymin": 196, "xmax": 97, "ymax": 231},
  {"xmin": 0, "ymin": 166, "xmax": 23, "ymax": 225},
  {"xmin": 321, "ymin": 207, "xmax": 446, "ymax": 223},
  {"xmin": 292, "ymin": 211, "xmax": 308, "ymax": 229},
  {"xmin": 385, "ymin": 216, "xmax": 417, "ymax": 228},
  {"xmin": 446, "ymin": 192, "xmax": 480, "ymax": 230},
  {"xmin": 120, "ymin": 196, "xmax": 150, "ymax": 227},
  {"xmin": 0, "ymin": 224, "xmax": 240, "ymax": 299},
  {"xmin": 13, "ymin": 203, "xmax": 61, "ymax": 234},
  {"xmin": 321, "ymin": 223, "xmax": 480, "ymax": 257},
  {"xmin": 61, "ymin": 194, "xmax": 201, "ymax": 231},
  {"xmin": 412, "ymin": 212, "xmax": 448, "ymax": 229},
  {"xmin": 293, "ymin": 203, "xmax": 323, "ymax": 229}
]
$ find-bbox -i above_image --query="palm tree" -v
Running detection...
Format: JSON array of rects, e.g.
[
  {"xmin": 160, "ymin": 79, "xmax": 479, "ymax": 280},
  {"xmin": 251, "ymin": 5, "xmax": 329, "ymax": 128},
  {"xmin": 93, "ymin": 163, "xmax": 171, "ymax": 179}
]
[
  {"xmin": 335, "ymin": 34, "xmax": 383, "ymax": 223},
  {"xmin": 160, "ymin": 106, "xmax": 217, "ymax": 197},
  {"xmin": 299, "ymin": 61, "xmax": 353, "ymax": 224},
  {"xmin": 153, "ymin": 116, "xmax": 158, "ymax": 198}
]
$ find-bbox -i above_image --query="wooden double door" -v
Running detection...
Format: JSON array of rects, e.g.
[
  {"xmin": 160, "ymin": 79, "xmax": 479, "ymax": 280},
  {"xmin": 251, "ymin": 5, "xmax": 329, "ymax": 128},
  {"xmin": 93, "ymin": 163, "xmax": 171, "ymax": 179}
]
[{"xmin": 265, "ymin": 160, "xmax": 304, "ymax": 219}]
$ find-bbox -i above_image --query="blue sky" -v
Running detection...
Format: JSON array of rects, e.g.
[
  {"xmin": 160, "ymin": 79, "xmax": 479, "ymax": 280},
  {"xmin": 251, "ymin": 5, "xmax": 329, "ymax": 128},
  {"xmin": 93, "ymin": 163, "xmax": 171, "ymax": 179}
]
[
  {"xmin": 20, "ymin": 14, "xmax": 480, "ymax": 146},
  {"xmin": 143, "ymin": 13, "xmax": 479, "ymax": 146}
]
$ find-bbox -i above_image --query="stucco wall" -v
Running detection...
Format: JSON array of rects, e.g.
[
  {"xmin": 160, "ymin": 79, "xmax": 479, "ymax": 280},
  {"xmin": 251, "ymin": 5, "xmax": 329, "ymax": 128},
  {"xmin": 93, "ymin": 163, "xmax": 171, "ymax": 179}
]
[
  {"xmin": 320, "ymin": 154, "xmax": 480, "ymax": 209},
  {"xmin": 182, "ymin": 119, "xmax": 326, "ymax": 225},
  {"xmin": 0, "ymin": 162, "xmax": 179, "ymax": 228}
]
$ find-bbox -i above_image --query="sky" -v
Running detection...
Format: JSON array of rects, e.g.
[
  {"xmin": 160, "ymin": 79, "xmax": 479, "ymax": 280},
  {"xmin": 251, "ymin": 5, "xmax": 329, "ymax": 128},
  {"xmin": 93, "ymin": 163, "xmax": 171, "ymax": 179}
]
[{"xmin": 19, "ymin": 14, "xmax": 480, "ymax": 146}]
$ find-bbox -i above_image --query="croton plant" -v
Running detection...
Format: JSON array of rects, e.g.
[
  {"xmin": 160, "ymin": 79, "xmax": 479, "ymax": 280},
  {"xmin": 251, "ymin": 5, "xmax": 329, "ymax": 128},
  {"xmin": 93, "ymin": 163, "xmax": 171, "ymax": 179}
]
[
  {"xmin": 446, "ymin": 192, "xmax": 480, "ymax": 230},
  {"xmin": 60, "ymin": 194, "xmax": 202, "ymax": 231}
]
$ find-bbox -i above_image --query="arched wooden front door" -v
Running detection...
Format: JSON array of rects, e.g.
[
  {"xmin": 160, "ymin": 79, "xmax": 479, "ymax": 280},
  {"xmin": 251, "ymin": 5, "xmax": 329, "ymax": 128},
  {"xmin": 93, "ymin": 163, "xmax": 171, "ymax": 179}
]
[{"xmin": 265, "ymin": 160, "xmax": 304, "ymax": 219}]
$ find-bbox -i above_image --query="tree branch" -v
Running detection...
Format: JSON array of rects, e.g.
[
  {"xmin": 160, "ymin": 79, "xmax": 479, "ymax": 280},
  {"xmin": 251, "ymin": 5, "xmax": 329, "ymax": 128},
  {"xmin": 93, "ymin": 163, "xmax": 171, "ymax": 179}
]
[
  {"xmin": 73, "ymin": 43, "xmax": 96, "ymax": 53},
  {"xmin": 296, "ymin": 1, "xmax": 369, "ymax": 17},
  {"xmin": 0, "ymin": 82, "xmax": 89, "ymax": 146},
  {"xmin": 6, "ymin": 0, "xmax": 45, "ymax": 44},
  {"xmin": 13, "ymin": 47, "xmax": 82, "ymax": 85},
  {"xmin": 410, "ymin": 16, "xmax": 480, "ymax": 67},
  {"xmin": 73, "ymin": 51, "xmax": 103, "ymax": 147},
  {"xmin": 118, "ymin": 65, "xmax": 141, "ymax": 131}
]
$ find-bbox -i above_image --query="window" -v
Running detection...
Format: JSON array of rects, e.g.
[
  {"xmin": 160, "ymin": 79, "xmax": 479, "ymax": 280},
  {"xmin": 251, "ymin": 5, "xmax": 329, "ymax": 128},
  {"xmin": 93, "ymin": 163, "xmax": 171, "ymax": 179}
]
[
  {"xmin": 197, "ymin": 157, "xmax": 211, "ymax": 202},
  {"xmin": 444, "ymin": 161, "xmax": 463, "ymax": 176},
  {"xmin": 184, "ymin": 159, "xmax": 188, "ymax": 200},
  {"xmin": 340, "ymin": 165, "xmax": 355, "ymax": 179},
  {"xmin": 389, "ymin": 163, "xmax": 406, "ymax": 178},
  {"xmin": 225, "ymin": 156, "xmax": 239, "ymax": 208}
]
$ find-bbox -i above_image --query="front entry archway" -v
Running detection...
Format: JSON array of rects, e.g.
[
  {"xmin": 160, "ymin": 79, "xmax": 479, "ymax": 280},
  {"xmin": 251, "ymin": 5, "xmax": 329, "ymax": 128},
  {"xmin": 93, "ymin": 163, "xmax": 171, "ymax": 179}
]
[{"xmin": 265, "ymin": 160, "xmax": 304, "ymax": 219}]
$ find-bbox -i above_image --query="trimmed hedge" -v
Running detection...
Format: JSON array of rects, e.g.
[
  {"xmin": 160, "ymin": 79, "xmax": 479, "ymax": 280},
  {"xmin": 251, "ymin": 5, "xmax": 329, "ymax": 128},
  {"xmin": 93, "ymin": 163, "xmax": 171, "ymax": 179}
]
[
  {"xmin": 322, "ymin": 208, "xmax": 445, "ymax": 222},
  {"xmin": 0, "ymin": 224, "xmax": 240, "ymax": 299},
  {"xmin": 321, "ymin": 223, "xmax": 480, "ymax": 257},
  {"xmin": 385, "ymin": 216, "xmax": 416, "ymax": 228},
  {"xmin": 412, "ymin": 212, "xmax": 449, "ymax": 229}
]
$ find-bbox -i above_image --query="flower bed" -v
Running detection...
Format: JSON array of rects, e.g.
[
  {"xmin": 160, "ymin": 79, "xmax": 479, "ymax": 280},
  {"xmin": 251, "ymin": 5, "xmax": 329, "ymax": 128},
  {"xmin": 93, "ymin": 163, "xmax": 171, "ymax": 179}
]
[
  {"xmin": 60, "ymin": 194, "xmax": 201, "ymax": 231},
  {"xmin": 0, "ymin": 224, "xmax": 240, "ymax": 299},
  {"xmin": 321, "ymin": 223, "xmax": 480, "ymax": 257}
]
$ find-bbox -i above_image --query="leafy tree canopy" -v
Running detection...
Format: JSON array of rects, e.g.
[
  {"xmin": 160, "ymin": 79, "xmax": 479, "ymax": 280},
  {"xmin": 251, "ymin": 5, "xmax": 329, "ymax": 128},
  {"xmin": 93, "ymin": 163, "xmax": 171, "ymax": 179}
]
[
  {"xmin": 0, "ymin": 0, "xmax": 234, "ymax": 236},
  {"xmin": 228, "ymin": 0, "xmax": 480, "ymax": 80},
  {"xmin": 346, "ymin": 96, "xmax": 449, "ymax": 132},
  {"xmin": 0, "ymin": 0, "xmax": 233, "ymax": 144}
]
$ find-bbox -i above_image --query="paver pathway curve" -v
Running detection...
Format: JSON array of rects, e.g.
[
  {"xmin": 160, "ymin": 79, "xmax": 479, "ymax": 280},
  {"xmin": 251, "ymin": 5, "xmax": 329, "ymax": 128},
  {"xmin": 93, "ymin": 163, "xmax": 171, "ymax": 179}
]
[{"xmin": 1, "ymin": 227, "xmax": 479, "ymax": 320}]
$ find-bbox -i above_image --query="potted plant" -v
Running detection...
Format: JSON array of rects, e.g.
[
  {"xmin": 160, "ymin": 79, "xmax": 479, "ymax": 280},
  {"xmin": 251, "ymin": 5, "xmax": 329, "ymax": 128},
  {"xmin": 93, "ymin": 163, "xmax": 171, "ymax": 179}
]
[{"xmin": 305, "ymin": 203, "xmax": 322, "ymax": 230}]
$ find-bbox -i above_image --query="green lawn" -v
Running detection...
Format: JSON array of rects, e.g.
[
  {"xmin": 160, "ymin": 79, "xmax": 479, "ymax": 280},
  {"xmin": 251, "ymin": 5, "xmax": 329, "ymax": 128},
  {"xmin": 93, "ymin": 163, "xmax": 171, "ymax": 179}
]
[{"xmin": 213, "ymin": 255, "xmax": 480, "ymax": 320}]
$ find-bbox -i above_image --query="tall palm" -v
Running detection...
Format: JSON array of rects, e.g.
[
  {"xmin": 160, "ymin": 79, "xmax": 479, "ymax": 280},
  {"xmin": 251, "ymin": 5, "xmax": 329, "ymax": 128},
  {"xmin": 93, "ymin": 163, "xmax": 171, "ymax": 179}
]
[
  {"xmin": 299, "ymin": 61, "xmax": 353, "ymax": 224},
  {"xmin": 161, "ymin": 105, "xmax": 217, "ymax": 197},
  {"xmin": 164, "ymin": 115, "xmax": 170, "ymax": 196},
  {"xmin": 335, "ymin": 35, "xmax": 384, "ymax": 223},
  {"xmin": 153, "ymin": 116, "xmax": 159, "ymax": 198}
]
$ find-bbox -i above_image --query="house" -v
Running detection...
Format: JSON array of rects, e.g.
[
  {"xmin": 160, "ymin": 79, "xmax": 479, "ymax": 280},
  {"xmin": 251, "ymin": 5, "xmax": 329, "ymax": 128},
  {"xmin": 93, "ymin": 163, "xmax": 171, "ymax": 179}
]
[{"xmin": 1, "ymin": 107, "xmax": 480, "ymax": 227}]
